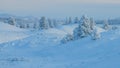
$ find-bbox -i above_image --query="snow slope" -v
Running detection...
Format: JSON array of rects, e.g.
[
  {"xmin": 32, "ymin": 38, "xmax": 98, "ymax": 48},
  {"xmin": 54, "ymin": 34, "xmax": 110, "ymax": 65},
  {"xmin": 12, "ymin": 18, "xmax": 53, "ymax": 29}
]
[
  {"xmin": 57, "ymin": 24, "xmax": 78, "ymax": 34},
  {"xmin": 0, "ymin": 23, "xmax": 120, "ymax": 68},
  {"xmin": 0, "ymin": 22, "xmax": 29, "ymax": 44},
  {"xmin": 0, "ymin": 22, "xmax": 25, "ymax": 31}
]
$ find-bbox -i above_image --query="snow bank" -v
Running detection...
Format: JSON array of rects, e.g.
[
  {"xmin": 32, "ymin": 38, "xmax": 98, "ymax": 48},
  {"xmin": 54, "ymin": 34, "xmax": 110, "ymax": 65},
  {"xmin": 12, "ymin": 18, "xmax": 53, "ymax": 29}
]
[
  {"xmin": 57, "ymin": 24, "xmax": 78, "ymax": 34},
  {"xmin": 0, "ymin": 22, "xmax": 26, "ymax": 31},
  {"xmin": 0, "ymin": 22, "xmax": 29, "ymax": 44},
  {"xmin": 0, "ymin": 23, "xmax": 120, "ymax": 68}
]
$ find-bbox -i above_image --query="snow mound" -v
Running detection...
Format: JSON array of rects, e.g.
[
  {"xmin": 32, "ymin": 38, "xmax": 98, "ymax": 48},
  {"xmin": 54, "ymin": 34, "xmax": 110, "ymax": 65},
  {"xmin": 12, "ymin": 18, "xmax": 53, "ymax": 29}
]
[
  {"xmin": 0, "ymin": 22, "xmax": 25, "ymax": 31},
  {"xmin": 57, "ymin": 24, "xmax": 78, "ymax": 34},
  {"xmin": 95, "ymin": 26, "xmax": 105, "ymax": 33},
  {"xmin": 0, "ymin": 23, "xmax": 120, "ymax": 68},
  {"xmin": 0, "ymin": 22, "xmax": 29, "ymax": 44}
]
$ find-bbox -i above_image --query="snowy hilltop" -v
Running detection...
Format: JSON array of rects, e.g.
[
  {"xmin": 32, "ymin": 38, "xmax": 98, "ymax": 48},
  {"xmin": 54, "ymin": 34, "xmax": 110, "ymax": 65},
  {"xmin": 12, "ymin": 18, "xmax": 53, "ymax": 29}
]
[{"xmin": 0, "ymin": 14, "xmax": 120, "ymax": 68}]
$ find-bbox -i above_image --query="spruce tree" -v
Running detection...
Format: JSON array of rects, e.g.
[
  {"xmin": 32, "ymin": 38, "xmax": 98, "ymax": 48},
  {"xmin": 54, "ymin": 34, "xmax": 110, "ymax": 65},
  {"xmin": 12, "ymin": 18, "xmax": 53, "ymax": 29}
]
[
  {"xmin": 39, "ymin": 17, "xmax": 49, "ymax": 29},
  {"xmin": 73, "ymin": 15, "xmax": 92, "ymax": 39},
  {"xmin": 103, "ymin": 19, "xmax": 110, "ymax": 30}
]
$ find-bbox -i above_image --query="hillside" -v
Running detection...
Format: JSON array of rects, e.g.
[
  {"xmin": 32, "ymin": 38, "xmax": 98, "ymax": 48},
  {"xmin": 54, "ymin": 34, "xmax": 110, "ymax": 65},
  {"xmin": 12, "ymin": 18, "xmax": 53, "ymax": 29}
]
[
  {"xmin": 0, "ymin": 22, "xmax": 120, "ymax": 68},
  {"xmin": 0, "ymin": 22, "xmax": 29, "ymax": 44}
]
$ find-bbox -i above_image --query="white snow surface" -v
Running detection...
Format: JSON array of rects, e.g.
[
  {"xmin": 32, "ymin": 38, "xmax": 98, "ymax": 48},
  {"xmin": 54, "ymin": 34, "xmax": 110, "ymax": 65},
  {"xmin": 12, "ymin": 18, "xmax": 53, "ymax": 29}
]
[
  {"xmin": 0, "ymin": 22, "xmax": 29, "ymax": 44},
  {"xmin": 0, "ymin": 22, "xmax": 25, "ymax": 31},
  {"xmin": 57, "ymin": 24, "xmax": 78, "ymax": 34},
  {"xmin": 0, "ymin": 23, "xmax": 120, "ymax": 68}
]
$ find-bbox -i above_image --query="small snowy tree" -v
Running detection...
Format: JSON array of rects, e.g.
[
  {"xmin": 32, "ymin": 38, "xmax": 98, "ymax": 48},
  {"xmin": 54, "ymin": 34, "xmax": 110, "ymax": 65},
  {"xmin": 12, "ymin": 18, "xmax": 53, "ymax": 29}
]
[
  {"xmin": 33, "ymin": 23, "xmax": 37, "ymax": 29},
  {"xmin": 103, "ymin": 19, "xmax": 110, "ymax": 30},
  {"xmin": 39, "ymin": 17, "xmax": 49, "ymax": 29},
  {"xmin": 61, "ymin": 34, "xmax": 73, "ymax": 43},
  {"xmin": 92, "ymin": 28, "xmax": 101, "ymax": 40},
  {"xmin": 64, "ymin": 17, "xmax": 72, "ymax": 25},
  {"xmin": 79, "ymin": 15, "xmax": 86, "ymax": 23},
  {"xmin": 90, "ymin": 18, "xmax": 96, "ymax": 30},
  {"xmin": 26, "ymin": 24, "xmax": 30, "ymax": 28},
  {"xmin": 53, "ymin": 19, "xmax": 57, "ymax": 27},
  {"xmin": 112, "ymin": 26, "xmax": 118, "ymax": 30},
  {"xmin": 73, "ymin": 27, "xmax": 81, "ymax": 39},
  {"xmin": 48, "ymin": 19, "xmax": 54, "ymax": 28},
  {"xmin": 68, "ymin": 17, "xmax": 72, "ymax": 24},
  {"xmin": 8, "ymin": 17, "xmax": 16, "ymax": 25},
  {"xmin": 64, "ymin": 17, "xmax": 69, "ymax": 25},
  {"xmin": 19, "ymin": 24, "xmax": 25, "ymax": 28},
  {"xmin": 74, "ymin": 17, "xmax": 79, "ymax": 23}
]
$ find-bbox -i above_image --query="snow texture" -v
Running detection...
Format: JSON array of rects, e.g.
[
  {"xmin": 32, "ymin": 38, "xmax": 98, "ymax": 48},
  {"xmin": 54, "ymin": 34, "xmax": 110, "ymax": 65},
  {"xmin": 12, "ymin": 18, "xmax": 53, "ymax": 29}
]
[{"xmin": 0, "ymin": 21, "xmax": 120, "ymax": 68}]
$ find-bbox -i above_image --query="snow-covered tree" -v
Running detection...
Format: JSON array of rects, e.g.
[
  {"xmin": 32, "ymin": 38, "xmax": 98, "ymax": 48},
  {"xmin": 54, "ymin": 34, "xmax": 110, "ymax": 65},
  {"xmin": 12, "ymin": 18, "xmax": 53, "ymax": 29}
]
[
  {"xmin": 89, "ymin": 18, "xmax": 100, "ymax": 40},
  {"xmin": 103, "ymin": 19, "xmax": 110, "ymax": 30},
  {"xmin": 33, "ymin": 23, "xmax": 37, "ymax": 29},
  {"xmin": 48, "ymin": 19, "xmax": 54, "ymax": 28},
  {"xmin": 52, "ymin": 19, "xmax": 58, "ymax": 27},
  {"xmin": 73, "ymin": 15, "xmax": 92, "ymax": 39},
  {"xmin": 61, "ymin": 34, "xmax": 73, "ymax": 43},
  {"xmin": 74, "ymin": 17, "xmax": 79, "ymax": 23},
  {"xmin": 26, "ymin": 24, "xmax": 30, "ymax": 28},
  {"xmin": 64, "ymin": 17, "xmax": 69, "ymax": 25},
  {"xmin": 90, "ymin": 18, "xmax": 96, "ymax": 30},
  {"xmin": 112, "ymin": 26, "xmax": 118, "ymax": 30},
  {"xmin": 65, "ymin": 17, "xmax": 72, "ymax": 24},
  {"xmin": 8, "ymin": 17, "xmax": 16, "ymax": 25},
  {"xmin": 80, "ymin": 15, "xmax": 90, "ymax": 23},
  {"xmin": 92, "ymin": 28, "xmax": 101, "ymax": 40},
  {"xmin": 68, "ymin": 17, "xmax": 72, "ymax": 24},
  {"xmin": 19, "ymin": 24, "xmax": 25, "ymax": 28},
  {"xmin": 73, "ymin": 27, "xmax": 81, "ymax": 39},
  {"xmin": 39, "ymin": 17, "xmax": 49, "ymax": 29}
]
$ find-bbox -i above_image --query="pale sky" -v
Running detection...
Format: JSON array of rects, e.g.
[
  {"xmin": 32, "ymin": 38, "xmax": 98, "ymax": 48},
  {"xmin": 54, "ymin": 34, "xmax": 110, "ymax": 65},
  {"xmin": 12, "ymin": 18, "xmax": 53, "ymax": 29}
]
[{"xmin": 0, "ymin": 0, "xmax": 120, "ymax": 19}]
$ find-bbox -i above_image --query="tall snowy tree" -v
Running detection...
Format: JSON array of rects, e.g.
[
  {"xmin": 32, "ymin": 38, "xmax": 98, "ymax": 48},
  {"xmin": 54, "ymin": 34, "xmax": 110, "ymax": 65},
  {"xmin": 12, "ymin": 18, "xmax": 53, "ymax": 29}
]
[
  {"xmin": 74, "ymin": 17, "xmax": 79, "ymax": 23},
  {"xmin": 48, "ymin": 18, "xmax": 56, "ymax": 28},
  {"xmin": 73, "ymin": 15, "xmax": 92, "ymax": 39},
  {"xmin": 52, "ymin": 19, "xmax": 57, "ymax": 27},
  {"xmin": 61, "ymin": 34, "xmax": 73, "ymax": 43},
  {"xmin": 73, "ymin": 27, "xmax": 81, "ymax": 39},
  {"xmin": 19, "ymin": 24, "xmax": 25, "ymax": 28},
  {"xmin": 48, "ymin": 18, "xmax": 53, "ymax": 28},
  {"xmin": 39, "ymin": 17, "xmax": 49, "ymax": 29},
  {"xmin": 64, "ymin": 17, "xmax": 69, "ymax": 25},
  {"xmin": 26, "ymin": 24, "xmax": 30, "ymax": 28},
  {"xmin": 89, "ymin": 17, "xmax": 101, "ymax": 40},
  {"xmin": 103, "ymin": 19, "xmax": 110, "ymax": 30},
  {"xmin": 65, "ymin": 17, "xmax": 72, "ymax": 24},
  {"xmin": 68, "ymin": 17, "xmax": 72, "ymax": 24},
  {"xmin": 33, "ymin": 23, "xmax": 37, "ymax": 29},
  {"xmin": 8, "ymin": 17, "xmax": 16, "ymax": 26},
  {"xmin": 92, "ymin": 28, "xmax": 101, "ymax": 40},
  {"xmin": 90, "ymin": 18, "xmax": 96, "ymax": 30}
]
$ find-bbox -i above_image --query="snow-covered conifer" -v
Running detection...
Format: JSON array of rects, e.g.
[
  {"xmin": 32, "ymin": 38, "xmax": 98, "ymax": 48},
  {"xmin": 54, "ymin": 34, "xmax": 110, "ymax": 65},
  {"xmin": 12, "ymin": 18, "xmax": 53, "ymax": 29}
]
[
  {"xmin": 61, "ymin": 34, "xmax": 73, "ymax": 43},
  {"xmin": 8, "ymin": 17, "xmax": 16, "ymax": 25},
  {"xmin": 26, "ymin": 24, "xmax": 30, "ymax": 28},
  {"xmin": 48, "ymin": 18, "xmax": 54, "ymax": 28},
  {"xmin": 39, "ymin": 17, "xmax": 49, "ymax": 29},
  {"xmin": 73, "ymin": 15, "xmax": 92, "ymax": 39},
  {"xmin": 74, "ymin": 17, "xmax": 79, "ymax": 23},
  {"xmin": 68, "ymin": 17, "xmax": 72, "ymax": 24},
  {"xmin": 103, "ymin": 19, "xmax": 110, "ymax": 30},
  {"xmin": 90, "ymin": 18, "xmax": 96, "ymax": 30},
  {"xmin": 92, "ymin": 28, "xmax": 101, "ymax": 40},
  {"xmin": 53, "ymin": 19, "xmax": 57, "ymax": 27}
]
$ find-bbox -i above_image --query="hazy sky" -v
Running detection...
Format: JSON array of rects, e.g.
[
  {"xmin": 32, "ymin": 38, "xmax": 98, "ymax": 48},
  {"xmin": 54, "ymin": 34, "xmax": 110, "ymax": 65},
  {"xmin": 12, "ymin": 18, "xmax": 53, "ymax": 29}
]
[{"xmin": 0, "ymin": 0, "xmax": 120, "ymax": 19}]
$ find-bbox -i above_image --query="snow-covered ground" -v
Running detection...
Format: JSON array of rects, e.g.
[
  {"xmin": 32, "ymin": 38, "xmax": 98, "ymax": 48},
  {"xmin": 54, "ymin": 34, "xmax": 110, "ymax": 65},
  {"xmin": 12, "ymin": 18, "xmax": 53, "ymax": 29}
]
[
  {"xmin": 57, "ymin": 24, "xmax": 78, "ymax": 34},
  {"xmin": 0, "ymin": 22, "xmax": 120, "ymax": 68},
  {"xmin": 0, "ymin": 22, "xmax": 29, "ymax": 44}
]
